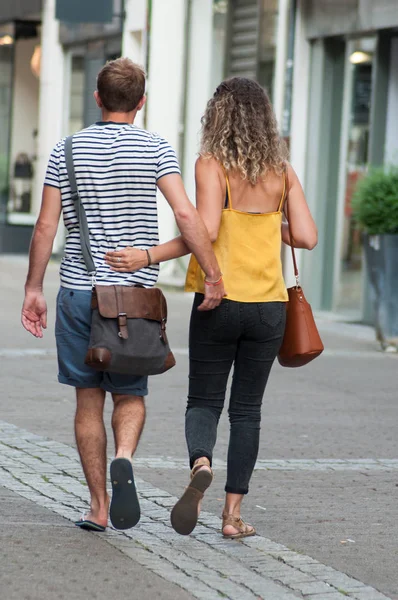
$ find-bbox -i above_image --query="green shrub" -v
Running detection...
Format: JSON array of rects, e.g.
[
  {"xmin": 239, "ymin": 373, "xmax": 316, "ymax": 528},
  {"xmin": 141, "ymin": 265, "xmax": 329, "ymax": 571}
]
[{"xmin": 351, "ymin": 167, "xmax": 398, "ymax": 235}]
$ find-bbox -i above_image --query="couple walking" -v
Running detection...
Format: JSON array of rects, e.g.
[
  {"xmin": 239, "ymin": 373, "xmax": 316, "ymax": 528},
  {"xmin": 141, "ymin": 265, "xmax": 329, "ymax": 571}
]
[{"xmin": 22, "ymin": 58, "xmax": 317, "ymax": 539}]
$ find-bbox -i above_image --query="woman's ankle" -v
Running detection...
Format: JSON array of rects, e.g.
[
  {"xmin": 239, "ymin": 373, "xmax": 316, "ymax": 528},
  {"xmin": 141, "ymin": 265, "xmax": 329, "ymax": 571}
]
[
  {"xmin": 223, "ymin": 492, "xmax": 244, "ymax": 517},
  {"xmin": 192, "ymin": 457, "xmax": 212, "ymax": 475},
  {"xmin": 193, "ymin": 456, "xmax": 210, "ymax": 467}
]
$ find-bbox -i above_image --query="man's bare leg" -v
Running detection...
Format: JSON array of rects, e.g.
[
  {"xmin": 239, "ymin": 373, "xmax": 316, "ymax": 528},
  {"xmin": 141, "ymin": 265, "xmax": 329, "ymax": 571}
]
[
  {"xmin": 111, "ymin": 394, "xmax": 146, "ymax": 458},
  {"xmin": 109, "ymin": 394, "xmax": 146, "ymax": 530},
  {"xmin": 75, "ymin": 387, "xmax": 109, "ymax": 527}
]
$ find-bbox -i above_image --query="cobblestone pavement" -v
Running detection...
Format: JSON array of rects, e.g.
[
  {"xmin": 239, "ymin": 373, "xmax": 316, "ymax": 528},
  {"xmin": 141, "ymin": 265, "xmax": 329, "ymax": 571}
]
[
  {"xmin": 1, "ymin": 256, "xmax": 398, "ymax": 599},
  {"xmin": 0, "ymin": 420, "xmax": 392, "ymax": 600}
]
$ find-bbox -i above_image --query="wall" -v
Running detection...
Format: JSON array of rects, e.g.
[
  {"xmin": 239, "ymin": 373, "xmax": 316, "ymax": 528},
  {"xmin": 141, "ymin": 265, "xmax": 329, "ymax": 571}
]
[
  {"xmin": 385, "ymin": 37, "xmax": 398, "ymax": 166},
  {"xmin": 183, "ymin": 0, "xmax": 214, "ymax": 205},
  {"xmin": 146, "ymin": 0, "xmax": 186, "ymax": 262},
  {"xmin": 122, "ymin": 0, "xmax": 147, "ymax": 129}
]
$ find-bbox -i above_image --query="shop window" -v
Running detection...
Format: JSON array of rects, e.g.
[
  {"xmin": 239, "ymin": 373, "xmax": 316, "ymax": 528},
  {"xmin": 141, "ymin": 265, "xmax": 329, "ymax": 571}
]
[
  {"xmin": 337, "ymin": 36, "xmax": 376, "ymax": 315},
  {"xmin": 1, "ymin": 21, "xmax": 41, "ymax": 225},
  {"xmin": 8, "ymin": 36, "xmax": 40, "ymax": 223},
  {"xmin": 67, "ymin": 40, "xmax": 122, "ymax": 134},
  {"xmin": 0, "ymin": 39, "xmax": 14, "ymax": 224}
]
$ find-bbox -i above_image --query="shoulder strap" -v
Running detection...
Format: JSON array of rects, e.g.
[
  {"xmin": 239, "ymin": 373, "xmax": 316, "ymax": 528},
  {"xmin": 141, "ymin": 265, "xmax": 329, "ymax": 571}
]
[
  {"xmin": 284, "ymin": 164, "xmax": 299, "ymax": 286},
  {"xmin": 278, "ymin": 169, "xmax": 287, "ymax": 212},
  {"xmin": 225, "ymin": 173, "xmax": 233, "ymax": 209},
  {"xmin": 220, "ymin": 163, "xmax": 232, "ymax": 209},
  {"xmin": 64, "ymin": 135, "xmax": 96, "ymax": 276}
]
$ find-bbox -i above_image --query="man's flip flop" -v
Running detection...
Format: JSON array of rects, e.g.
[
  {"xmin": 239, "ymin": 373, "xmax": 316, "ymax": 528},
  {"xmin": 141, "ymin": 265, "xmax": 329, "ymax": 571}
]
[
  {"xmin": 75, "ymin": 516, "xmax": 106, "ymax": 532},
  {"xmin": 110, "ymin": 458, "xmax": 140, "ymax": 530},
  {"xmin": 170, "ymin": 460, "xmax": 213, "ymax": 535}
]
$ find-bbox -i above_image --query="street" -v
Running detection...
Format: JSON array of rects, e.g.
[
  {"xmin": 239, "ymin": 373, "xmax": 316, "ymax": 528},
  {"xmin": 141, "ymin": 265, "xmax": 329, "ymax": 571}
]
[{"xmin": 0, "ymin": 255, "xmax": 397, "ymax": 600}]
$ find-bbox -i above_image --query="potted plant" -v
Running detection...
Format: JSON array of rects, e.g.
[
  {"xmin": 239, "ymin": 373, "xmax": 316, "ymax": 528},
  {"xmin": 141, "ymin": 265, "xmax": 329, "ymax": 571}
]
[{"xmin": 351, "ymin": 167, "xmax": 398, "ymax": 351}]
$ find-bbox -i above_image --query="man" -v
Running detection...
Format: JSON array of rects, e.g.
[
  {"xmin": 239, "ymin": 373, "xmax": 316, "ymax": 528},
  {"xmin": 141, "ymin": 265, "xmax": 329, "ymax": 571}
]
[{"xmin": 21, "ymin": 58, "xmax": 224, "ymax": 532}]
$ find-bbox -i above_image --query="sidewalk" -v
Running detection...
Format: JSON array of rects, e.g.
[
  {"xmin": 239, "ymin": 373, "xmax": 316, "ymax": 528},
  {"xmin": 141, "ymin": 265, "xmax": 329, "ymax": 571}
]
[{"xmin": 1, "ymin": 255, "xmax": 397, "ymax": 600}]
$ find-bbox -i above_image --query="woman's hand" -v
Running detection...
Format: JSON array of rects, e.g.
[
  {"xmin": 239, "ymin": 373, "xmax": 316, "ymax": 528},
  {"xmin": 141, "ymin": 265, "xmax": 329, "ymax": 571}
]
[{"xmin": 105, "ymin": 247, "xmax": 148, "ymax": 272}]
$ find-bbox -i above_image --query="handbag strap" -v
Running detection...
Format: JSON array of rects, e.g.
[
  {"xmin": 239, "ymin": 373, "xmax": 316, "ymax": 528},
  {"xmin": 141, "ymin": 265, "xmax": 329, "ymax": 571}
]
[
  {"xmin": 64, "ymin": 135, "xmax": 96, "ymax": 276},
  {"xmin": 283, "ymin": 164, "xmax": 300, "ymax": 287}
]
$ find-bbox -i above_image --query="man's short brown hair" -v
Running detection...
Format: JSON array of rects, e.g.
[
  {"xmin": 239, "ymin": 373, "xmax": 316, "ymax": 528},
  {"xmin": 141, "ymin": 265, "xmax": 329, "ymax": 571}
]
[{"xmin": 97, "ymin": 58, "xmax": 145, "ymax": 113}]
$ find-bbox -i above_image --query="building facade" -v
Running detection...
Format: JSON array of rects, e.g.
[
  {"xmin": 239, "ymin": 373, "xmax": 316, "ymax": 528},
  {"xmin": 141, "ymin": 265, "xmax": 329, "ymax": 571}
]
[
  {"xmin": 2, "ymin": 0, "xmax": 396, "ymax": 322},
  {"xmin": 289, "ymin": 0, "xmax": 398, "ymax": 321},
  {"xmin": 0, "ymin": 0, "xmax": 282, "ymax": 265}
]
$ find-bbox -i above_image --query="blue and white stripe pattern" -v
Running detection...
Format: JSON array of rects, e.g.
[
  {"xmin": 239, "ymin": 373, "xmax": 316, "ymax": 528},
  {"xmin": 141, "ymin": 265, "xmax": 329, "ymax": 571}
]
[{"xmin": 44, "ymin": 122, "xmax": 181, "ymax": 290}]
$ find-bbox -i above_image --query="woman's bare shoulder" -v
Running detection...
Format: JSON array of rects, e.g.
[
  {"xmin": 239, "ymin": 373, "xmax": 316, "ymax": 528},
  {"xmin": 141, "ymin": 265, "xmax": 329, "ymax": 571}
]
[
  {"xmin": 285, "ymin": 162, "xmax": 300, "ymax": 189},
  {"xmin": 196, "ymin": 155, "xmax": 223, "ymax": 174}
]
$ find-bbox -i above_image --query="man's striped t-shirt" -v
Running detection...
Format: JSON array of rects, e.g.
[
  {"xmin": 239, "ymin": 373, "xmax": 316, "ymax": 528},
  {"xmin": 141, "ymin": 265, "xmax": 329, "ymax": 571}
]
[{"xmin": 44, "ymin": 121, "xmax": 181, "ymax": 290}]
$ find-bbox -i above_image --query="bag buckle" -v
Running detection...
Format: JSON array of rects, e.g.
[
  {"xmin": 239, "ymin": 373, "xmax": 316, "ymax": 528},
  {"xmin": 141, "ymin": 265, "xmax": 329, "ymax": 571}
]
[
  {"xmin": 118, "ymin": 312, "xmax": 128, "ymax": 339},
  {"xmin": 159, "ymin": 318, "xmax": 167, "ymax": 342}
]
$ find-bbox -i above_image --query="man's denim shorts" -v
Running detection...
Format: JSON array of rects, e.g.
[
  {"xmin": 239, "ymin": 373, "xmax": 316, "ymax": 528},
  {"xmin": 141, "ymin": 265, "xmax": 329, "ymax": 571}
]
[{"xmin": 55, "ymin": 286, "xmax": 148, "ymax": 396}]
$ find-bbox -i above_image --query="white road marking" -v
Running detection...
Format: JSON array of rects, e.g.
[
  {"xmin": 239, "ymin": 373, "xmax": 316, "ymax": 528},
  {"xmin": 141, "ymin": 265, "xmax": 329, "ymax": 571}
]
[{"xmin": 133, "ymin": 456, "xmax": 398, "ymax": 472}]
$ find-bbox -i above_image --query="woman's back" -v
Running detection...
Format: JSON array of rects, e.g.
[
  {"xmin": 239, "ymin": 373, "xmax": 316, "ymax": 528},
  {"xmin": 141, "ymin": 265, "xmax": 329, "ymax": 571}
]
[{"xmin": 224, "ymin": 168, "xmax": 285, "ymax": 215}]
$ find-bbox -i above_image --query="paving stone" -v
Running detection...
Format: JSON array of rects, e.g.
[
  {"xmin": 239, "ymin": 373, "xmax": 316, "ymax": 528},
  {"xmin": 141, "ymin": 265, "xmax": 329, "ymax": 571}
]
[
  {"xmin": 305, "ymin": 594, "xmax": 349, "ymax": 599},
  {"xmin": 290, "ymin": 581, "xmax": 337, "ymax": 595},
  {"xmin": 0, "ymin": 419, "xmax": 392, "ymax": 600},
  {"xmin": 349, "ymin": 589, "xmax": 391, "ymax": 600}
]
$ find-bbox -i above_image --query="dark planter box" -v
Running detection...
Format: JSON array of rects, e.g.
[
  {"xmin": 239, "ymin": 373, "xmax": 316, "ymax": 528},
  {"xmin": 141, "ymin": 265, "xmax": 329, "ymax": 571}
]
[
  {"xmin": 0, "ymin": 223, "xmax": 33, "ymax": 253},
  {"xmin": 363, "ymin": 233, "xmax": 398, "ymax": 350}
]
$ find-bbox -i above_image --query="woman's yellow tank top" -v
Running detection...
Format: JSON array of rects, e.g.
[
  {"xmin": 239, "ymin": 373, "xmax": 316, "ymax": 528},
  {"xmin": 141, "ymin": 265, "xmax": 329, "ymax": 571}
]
[{"xmin": 185, "ymin": 171, "xmax": 288, "ymax": 303}]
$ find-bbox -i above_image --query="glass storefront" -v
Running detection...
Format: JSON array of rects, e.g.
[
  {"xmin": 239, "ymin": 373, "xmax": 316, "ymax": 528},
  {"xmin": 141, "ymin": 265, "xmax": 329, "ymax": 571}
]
[
  {"xmin": 0, "ymin": 21, "xmax": 40, "ymax": 226},
  {"xmin": 0, "ymin": 34, "xmax": 14, "ymax": 225},
  {"xmin": 337, "ymin": 37, "xmax": 376, "ymax": 316},
  {"xmin": 68, "ymin": 55, "xmax": 85, "ymax": 134}
]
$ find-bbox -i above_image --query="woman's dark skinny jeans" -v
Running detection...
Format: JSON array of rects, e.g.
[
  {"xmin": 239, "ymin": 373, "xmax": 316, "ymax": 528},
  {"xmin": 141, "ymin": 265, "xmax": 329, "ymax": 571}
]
[{"xmin": 186, "ymin": 294, "xmax": 286, "ymax": 495}]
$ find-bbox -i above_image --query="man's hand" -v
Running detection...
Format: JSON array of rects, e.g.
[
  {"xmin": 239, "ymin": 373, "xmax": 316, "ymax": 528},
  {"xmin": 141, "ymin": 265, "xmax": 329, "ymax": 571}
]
[
  {"xmin": 197, "ymin": 279, "xmax": 226, "ymax": 311},
  {"xmin": 105, "ymin": 247, "xmax": 148, "ymax": 272},
  {"xmin": 22, "ymin": 184, "xmax": 61, "ymax": 338},
  {"xmin": 21, "ymin": 291, "xmax": 48, "ymax": 338}
]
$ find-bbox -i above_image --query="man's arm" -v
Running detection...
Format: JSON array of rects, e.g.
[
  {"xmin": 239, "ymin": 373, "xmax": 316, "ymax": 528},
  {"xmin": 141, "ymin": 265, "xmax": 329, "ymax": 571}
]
[
  {"xmin": 157, "ymin": 174, "xmax": 225, "ymax": 309},
  {"xmin": 157, "ymin": 174, "xmax": 221, "ymax": 277},
  {"xmin": 22, "ymin": 185, "xmax": 62, "ymax": 337},
  {"xmin": 105, "ymin": 236, "xmax": 188, "ymax": 273}
]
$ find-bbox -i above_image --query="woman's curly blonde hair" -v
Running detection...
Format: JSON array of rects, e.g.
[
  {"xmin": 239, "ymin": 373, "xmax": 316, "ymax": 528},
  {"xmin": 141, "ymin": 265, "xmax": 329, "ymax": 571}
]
[{"xmin": 200, "ymin": 77, "xmax": 288, "ymax": 184}]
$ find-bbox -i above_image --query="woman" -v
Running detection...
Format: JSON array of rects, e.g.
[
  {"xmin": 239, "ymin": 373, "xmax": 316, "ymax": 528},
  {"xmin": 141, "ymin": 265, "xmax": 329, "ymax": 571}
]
[{"xmin": 106, "ymin": 77, "xmax": 317, "ymax": 538}]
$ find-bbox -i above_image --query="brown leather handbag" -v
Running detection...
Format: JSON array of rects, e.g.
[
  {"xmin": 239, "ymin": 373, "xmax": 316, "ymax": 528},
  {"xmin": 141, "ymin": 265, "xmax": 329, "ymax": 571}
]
[{"xmin": 277, "ymin": 172, "xmax": 324, "ymax": 368}]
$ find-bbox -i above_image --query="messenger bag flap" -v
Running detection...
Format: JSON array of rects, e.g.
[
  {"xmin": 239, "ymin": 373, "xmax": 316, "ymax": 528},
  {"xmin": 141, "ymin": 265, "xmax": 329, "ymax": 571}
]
[{"xmin": 92, "ymin": 285, "xmax": 167, "ymax": 322}]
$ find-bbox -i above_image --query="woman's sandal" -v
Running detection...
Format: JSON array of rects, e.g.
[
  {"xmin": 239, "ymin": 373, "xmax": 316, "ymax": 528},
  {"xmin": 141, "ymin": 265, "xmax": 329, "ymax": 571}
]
[
  {"xmin": 170, "ymin": 458, "xmax": 213, "ymax": 535},
  {"xmin": 222, "ymin": 511, "xmax": 256, "ymax": 540}
]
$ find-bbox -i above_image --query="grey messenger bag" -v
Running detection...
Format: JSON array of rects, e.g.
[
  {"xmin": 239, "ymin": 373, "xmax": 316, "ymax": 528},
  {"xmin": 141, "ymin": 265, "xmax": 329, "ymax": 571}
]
[{"xmin": 64, "ymin": 135, "xmax": 176, "ymax": 376}]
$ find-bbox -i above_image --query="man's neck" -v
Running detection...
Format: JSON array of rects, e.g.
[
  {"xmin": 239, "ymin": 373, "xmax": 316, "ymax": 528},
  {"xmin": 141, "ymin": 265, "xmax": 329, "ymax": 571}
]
[{"xmin": 100, "ymin": 110, "xmax": 137, "ymax": 124}]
